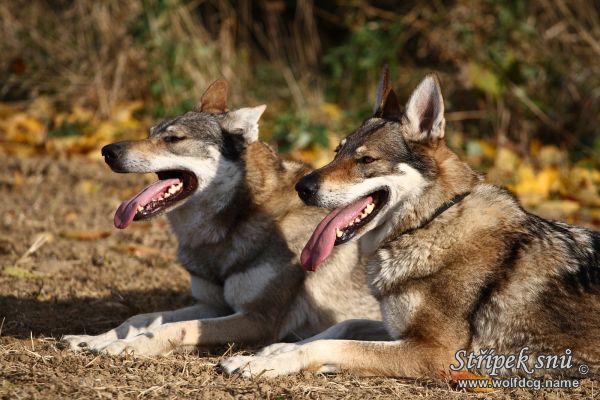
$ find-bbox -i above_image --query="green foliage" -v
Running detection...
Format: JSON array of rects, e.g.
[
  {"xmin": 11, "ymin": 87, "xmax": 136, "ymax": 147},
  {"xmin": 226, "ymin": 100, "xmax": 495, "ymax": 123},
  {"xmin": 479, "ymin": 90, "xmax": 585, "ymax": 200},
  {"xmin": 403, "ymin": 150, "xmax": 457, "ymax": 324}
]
[
  {"xmin": 270, "ymin": 112, "xmax": 328, "ymax": 153},
  {"xmin": 1, "ymin": 0, "xmax": 599, "ymax": 163},
  {"xmin": 48, "ymin": 121, "xmax": 88, "ymax": 138}
]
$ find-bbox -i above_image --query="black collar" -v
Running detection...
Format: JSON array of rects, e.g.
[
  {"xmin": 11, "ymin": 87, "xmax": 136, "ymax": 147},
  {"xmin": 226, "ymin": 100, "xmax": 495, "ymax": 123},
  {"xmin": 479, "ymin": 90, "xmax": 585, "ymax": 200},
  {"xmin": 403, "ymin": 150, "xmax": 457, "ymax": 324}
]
[{"xmin": 401, "ymin": 191, "xmax": 470, "ymax": 235}]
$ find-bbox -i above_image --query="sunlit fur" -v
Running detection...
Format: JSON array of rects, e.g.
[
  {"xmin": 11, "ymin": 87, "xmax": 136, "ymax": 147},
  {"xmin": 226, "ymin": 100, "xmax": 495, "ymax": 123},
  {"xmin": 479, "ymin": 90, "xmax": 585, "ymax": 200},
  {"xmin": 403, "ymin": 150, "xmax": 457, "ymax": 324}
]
[
  {"xmin": 63, "ymin": 88, "xmax": 380, "ymax": 356},
  {"xmin": 220, "ymin": 72, "xmax": 600, "ymax": 380}
]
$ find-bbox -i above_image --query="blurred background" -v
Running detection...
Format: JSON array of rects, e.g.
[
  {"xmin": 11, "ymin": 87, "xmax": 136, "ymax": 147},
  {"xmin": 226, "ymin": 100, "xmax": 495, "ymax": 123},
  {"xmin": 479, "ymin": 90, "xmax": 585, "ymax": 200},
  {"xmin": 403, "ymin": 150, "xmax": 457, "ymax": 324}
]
[{"xmin": 1, "ymin": 0, "xmax": 600, "ymax": 224}]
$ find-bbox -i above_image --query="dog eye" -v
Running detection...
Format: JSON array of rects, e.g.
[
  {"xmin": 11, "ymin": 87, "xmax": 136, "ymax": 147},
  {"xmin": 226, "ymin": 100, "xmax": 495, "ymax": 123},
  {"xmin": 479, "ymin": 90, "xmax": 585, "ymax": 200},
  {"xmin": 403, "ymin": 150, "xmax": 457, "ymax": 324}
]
[
  {"xmin": 359, "ymin": 156, "xmax": 376, "ymax": 164},
  {"xmin": 164, "ymin": 136, "xmax": 185, "ymax": 143}
]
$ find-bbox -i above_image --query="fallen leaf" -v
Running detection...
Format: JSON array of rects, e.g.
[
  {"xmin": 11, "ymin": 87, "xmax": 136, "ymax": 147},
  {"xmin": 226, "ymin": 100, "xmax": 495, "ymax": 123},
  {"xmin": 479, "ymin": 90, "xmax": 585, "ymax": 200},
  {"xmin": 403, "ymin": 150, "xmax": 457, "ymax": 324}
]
[
  {"xmin": 3, "ymin": 113, "xmax": 46, "ymax": 145},
  {"xmin": 111, "ymin": 244, "xmax": 168, "ymax": 259},
  {"xmin": 494, "ymin": 147, "xmax": 521, "ymax": 174},
  {"xmin": 61, "ymin": 230, "xmax": 112, "ymax": 241},
  {"xmin": 537, "ymin": 145, "xmax": 566, "ymax": 168},
  {"xmin": 2, "ymin": 265, "xmax": 42, "ymax": 280},
  {"xmin": 513, "ymin": 165, "xmax": 563, "ymax": 206},
  {"xmin": 449, "ymin": 370, "xmax": 495, "ymax": 393}
]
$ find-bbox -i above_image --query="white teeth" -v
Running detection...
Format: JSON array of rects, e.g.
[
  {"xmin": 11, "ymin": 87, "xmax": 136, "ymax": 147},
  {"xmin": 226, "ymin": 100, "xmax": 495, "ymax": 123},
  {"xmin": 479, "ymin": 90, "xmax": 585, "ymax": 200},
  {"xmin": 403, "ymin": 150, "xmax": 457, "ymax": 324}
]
[
  {"xmin": 365, "ymin": 203, "xmax": 375, "ymax": 214},
  {"xmin": 354, "ymin": 217, "xmax": 361, "ymax": 223},
  {"xmin": 164, "ymin": 192, "xmax": 171, "ymax": 198},
  {"xmin": 336, "ymin": 228, "xmax": 343, "ymax": 238},
  {"xmin": 348, "ymin": 221, "xmax": 354, "ymax": 226},
  {"xmin": 168, "ymin": 186, "xmax": 177, "ymax": 194},
  {"xmin": 360, "ymin": 213, "xmax": 367, "ymax": 219},
  {"xmin": 137, "ymin": 206, "xmax": 144, "ymax": 212}
]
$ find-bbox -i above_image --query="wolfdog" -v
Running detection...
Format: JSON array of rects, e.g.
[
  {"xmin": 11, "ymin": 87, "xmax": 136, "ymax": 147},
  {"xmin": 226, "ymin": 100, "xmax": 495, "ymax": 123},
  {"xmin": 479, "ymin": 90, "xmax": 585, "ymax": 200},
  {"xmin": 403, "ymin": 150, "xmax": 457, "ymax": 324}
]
[
  {"xmin": 62, "ymin": 80, "xmax": 381, "ymax": 356},
  {"xmin": 220, "ymin": 68, "xmax": 600, "ymax": 379}
]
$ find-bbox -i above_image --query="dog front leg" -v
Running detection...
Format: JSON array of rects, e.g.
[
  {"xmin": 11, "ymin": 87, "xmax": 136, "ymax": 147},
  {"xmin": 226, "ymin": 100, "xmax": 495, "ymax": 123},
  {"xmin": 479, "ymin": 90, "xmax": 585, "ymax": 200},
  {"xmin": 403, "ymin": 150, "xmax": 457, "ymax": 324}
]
[
  {"xmin": 221, "ymin": 339, "xmax": 452, "ymax": 378},
  {"xmin": 62, "ymin": 303, "xmax": 229, "ymax": 352},
  {"xmin": 257, "ymin": 319, "xmax": 391, "ymax": 357},
  {"xmin": 95, "ymin": 312, "xmax": 267, "ymax": 356}
]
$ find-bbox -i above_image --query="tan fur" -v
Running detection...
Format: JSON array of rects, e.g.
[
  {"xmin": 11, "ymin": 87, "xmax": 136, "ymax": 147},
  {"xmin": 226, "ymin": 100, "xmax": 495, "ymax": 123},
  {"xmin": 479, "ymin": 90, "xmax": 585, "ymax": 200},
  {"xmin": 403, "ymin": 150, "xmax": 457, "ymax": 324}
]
[
  {"xmin": 63, "ymin": 82, "xmax": 381, "ymax": 356},
  {"xmin": 220, "ymin": 71, "xmax": 600, "ymax": 380}
]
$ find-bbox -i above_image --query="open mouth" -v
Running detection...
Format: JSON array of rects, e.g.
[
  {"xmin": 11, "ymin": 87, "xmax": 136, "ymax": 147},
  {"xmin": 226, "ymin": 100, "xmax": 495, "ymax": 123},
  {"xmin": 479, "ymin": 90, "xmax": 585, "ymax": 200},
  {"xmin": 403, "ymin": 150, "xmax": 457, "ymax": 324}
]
[
  {"xmin": 113, "ymin": 170, "xmax": 198, "ymax": 229},
  {"xmin": 300, "ymin": 189, "xmax": 389, "ymax": 271}
]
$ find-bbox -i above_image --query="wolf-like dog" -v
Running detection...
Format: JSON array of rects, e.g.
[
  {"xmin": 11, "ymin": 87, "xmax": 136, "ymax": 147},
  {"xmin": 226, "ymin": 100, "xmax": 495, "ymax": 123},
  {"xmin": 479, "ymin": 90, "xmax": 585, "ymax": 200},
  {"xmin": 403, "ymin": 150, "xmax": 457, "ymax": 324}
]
[
  {"xmin": 62, "ymin": 80, "xmax": 382, "ymax": 356},
  {"xmin": 220, "ymin": 69, "xmax": 600, "ymax": 378}
]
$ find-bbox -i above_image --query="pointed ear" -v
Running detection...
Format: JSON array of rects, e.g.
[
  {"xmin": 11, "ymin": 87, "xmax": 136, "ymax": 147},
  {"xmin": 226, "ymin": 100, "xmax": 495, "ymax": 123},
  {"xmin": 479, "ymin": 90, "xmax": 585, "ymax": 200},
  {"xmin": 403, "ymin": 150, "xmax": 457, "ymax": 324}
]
[
  {"xmin": 404, "ymin": 74, "xmax": 445, "ymax": 141},
  {"xmin": 373, "ymin": 65, "xmax": 401, "ymax": 120},
  {"xmin": 197, "ymin": 79, "xmax": 228, "ymax": 113},
  {"xmin": 222, "ymin": 105, "xmax": 267, "ymax": 143}
]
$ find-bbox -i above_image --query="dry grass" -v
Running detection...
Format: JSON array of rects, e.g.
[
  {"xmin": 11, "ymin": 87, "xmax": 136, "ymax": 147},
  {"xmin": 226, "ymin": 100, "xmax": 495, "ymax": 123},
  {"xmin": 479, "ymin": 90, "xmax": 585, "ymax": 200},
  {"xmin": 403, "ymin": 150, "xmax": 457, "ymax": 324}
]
[
  {"xmin": 3, "ymin": 338, "xmax": 598, "ymax": 399},
  {"xmin": 1, "ymin": 156, "xmax": 598, "ymax": 399}
]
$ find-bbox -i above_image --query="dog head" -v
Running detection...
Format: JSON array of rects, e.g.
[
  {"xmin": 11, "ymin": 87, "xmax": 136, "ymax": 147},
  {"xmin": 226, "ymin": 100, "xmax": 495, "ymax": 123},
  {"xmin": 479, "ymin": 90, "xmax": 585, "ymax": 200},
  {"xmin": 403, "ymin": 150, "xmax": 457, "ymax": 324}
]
[
  {"xmin": 297, "ymin": 67, "xmax": 448, "ymax": 270},
  {"xmin": 101, "ymin": 80, "xmax": 266, "ymax": 229}
]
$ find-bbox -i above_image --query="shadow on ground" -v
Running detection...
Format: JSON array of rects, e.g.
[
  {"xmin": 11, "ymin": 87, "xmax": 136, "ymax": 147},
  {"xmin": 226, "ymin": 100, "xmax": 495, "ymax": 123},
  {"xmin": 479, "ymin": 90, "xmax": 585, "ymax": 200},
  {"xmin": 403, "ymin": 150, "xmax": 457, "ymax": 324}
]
[{"xmin": 0, "ymin": 289, "xmax": 192, "ymax": 339}]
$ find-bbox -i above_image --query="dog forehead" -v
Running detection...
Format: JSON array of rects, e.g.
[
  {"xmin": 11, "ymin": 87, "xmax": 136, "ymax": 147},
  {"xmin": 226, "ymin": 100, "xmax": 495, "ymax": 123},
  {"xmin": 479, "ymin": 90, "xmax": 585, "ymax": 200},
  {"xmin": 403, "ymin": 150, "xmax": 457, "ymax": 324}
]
[
  {"xmin": 337, "ymin": 118, "xmax": 402, "ymax": 156},
  {"xmin": 150, "ymin": 112, "xmax": 222, "ymax": 139}
]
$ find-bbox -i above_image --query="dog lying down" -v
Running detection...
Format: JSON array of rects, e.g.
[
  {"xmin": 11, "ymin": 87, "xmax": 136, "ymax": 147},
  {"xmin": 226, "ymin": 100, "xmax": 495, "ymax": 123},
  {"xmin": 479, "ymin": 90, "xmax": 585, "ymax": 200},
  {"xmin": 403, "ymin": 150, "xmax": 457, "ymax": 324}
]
[
  {"xmin": 62, "ymin": 80, "xmax": 384, "ymax": 356},
  {"xmin": 219, "ymin": 68, "xmax": 600, "ymax": 379}
]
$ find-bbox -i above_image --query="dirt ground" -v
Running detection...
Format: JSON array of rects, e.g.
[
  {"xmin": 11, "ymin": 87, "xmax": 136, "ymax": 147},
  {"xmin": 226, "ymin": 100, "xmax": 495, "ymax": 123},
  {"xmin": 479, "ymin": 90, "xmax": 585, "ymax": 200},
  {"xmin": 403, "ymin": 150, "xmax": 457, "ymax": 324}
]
[{"xmin": 0, "ymin": 155, "xmax": 598, "ymax": 399}]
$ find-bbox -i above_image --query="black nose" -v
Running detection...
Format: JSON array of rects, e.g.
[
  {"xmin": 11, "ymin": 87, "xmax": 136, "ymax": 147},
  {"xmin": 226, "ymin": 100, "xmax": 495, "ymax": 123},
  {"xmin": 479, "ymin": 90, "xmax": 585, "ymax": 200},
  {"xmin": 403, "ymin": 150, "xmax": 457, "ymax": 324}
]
[
  {"xmin": 101, "ymin": 143, "xmax": 121, "ymax": 164},
  {"xmin": 295, "ymin": 173, "xmax": 320, "ymax": 204}
]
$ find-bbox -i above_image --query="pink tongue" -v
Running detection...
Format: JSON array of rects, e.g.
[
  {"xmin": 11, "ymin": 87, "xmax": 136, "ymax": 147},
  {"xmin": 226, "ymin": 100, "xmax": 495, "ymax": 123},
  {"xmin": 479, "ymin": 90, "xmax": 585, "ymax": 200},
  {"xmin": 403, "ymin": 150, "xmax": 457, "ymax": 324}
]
[
  {"xmin": 114, "ymin": 178, "xmax": 181, "ymax": 229},
  {"xmin": 301, "ymin": 196, "xmax": 373, "ymax": 271}
]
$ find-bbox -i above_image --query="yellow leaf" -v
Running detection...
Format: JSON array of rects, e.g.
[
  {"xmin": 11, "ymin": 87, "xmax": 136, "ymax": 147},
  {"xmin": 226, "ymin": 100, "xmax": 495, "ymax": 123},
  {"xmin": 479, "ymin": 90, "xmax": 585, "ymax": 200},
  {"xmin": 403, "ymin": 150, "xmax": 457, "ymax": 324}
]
[
  {"xmin": 69, "ymin": 105, "xmax": 95, "ymax": 123},
  {"xmin": 3, "ymin": 113, "xmax": 46, "ymax": 145},
  {"xmin": 111, "ymin": 101, "xmax": 144, "ymax": 123},
  {"xmin": 3, "ymin": 266, "xmax": 42, "ymax": 280},
  {"xmin": 322, "ymin": 103, "xmax": 342, "ymax": 122},
  {"xmin": 465, "ymin": 62, "xmax": 501, "ymax": 97},
  {"xmin": 449, "ymin": 371, "xmax": 495, "ymax": 393},
  {"xmin": 513, "ymin": 165, "xmax": 563, "ymax": 206},
  {"xmin": 494, "ymin": 147, "xmax": 521, "ymax": 173},
  {"xmin": 537, "ymin": 145, "xmax": 565, "ymax": 168},
  {"xmin": 478, "ymin": 140, "xmax": 496, "ymax": 159},
  {"xmin": 95, "ymin": 121, "xmax": 121, "ymax": 140}
]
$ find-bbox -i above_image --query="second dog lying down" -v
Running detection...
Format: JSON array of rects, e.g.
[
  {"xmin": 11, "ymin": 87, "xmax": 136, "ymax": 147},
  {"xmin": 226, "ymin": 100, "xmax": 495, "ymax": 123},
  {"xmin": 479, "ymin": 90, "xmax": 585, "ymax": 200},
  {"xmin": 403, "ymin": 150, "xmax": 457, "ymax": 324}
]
[
  {"xmin": 62, "ymin": 80, "xmax": 383, "ymax": 356},
  {"xmin": 220, "ymin": 69, "xmax": 600, "ymax": 378}
]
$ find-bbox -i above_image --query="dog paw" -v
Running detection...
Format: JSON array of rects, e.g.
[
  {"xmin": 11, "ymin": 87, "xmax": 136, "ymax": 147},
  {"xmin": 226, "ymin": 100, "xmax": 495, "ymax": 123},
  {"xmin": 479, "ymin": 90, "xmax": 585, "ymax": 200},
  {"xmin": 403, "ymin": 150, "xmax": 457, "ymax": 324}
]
[
  {"xmin": 256, "ymin": 342, "xmax": 299, "ymax": 357},
  {"xmin": 92, "ymin": 340, "xmax": 135, "ymax": 356},
  {"xmin": 218, "ymin": 355, "xmax": 257, "ymax": 377},
  {"xmin": 62, "ymin": 334, "xmax": 119, "ymax": 353},
  {"xmin": 91, "ymin": 336, "xmax": 168, "ymax": 356},
  {"xmin": 61, "ymin": 335, "xmax": 94, "ymax": 351},
  {"xmin": 218, "ymin": 353, "xmax": 302, "ymax": 378}
]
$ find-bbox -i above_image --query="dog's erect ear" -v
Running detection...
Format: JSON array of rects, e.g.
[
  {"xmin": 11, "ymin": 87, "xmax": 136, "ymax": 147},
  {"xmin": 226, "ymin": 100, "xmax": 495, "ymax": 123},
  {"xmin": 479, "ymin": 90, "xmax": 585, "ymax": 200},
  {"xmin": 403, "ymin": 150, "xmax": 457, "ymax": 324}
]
[
  {"xmin": 404, "ymin": 74, "xmax": 445, "ymax": 141},
  {"xmin": 222, "ymin": 105, "xmax": 267, "ymax": 143},
  {"xmin": 372, "ymin": 65, "xmax": 401, "ymax": 120},
  {"xmin": 197, "ymin": 79, "xmax": 228, "ymax": 113}
]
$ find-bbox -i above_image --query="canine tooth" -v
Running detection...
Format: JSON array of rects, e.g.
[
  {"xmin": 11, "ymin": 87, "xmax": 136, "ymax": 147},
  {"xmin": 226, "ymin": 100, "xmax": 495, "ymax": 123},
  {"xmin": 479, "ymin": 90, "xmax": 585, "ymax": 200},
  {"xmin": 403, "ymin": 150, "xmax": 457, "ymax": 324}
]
[
  {"xmin": 168, "ymin": 186, "xmax": 176, "ymax": 194},
  {"xmin": 366, "ymin": 203, "xmax": 375, "ymax": 213},
  {"xmin": 336, "ymin": 228, "xmax": 343, "ymax": 238},
  {"xmin": 360, "ymin": 213, "xmax": 368, "ymax": 219}
]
